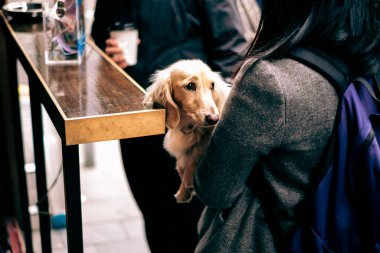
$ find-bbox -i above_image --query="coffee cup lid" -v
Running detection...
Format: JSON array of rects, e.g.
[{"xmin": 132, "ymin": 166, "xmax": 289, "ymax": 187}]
[{"xmin": 110, "ymin": 22, "xmax": 136, "ymax": 31}]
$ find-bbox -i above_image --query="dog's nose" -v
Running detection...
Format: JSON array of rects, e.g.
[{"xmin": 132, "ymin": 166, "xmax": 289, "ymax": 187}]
[{"xmin": 205, "ymin": 114, "xmax": 219, "ymax": 125}]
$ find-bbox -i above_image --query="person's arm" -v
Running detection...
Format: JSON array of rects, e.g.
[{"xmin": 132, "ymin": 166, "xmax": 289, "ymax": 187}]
[
  {"xmin": 194, "ymin": 59, "xmax": 285, "ymax": 209},
  {"xmin": 202, "ymin": 0, "xmax": 248, "ymax": 79}
]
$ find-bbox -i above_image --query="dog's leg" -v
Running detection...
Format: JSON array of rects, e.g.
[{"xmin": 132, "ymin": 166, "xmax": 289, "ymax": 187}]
[
  {"xmin": 176, "ymin": 164, "xmax": 185, "ymax": 179},
  {"xmin": 183, "ymin": 146, "xmax": 205, "ymax": 188},
  {"xmin": 174, "ymin": 161, "xmax": 194, "ymax": 203},
  {"xmin": 182, "ymin": 163, "xmax": 196, "ymax": 189},
  {"xmin": 174, "ymin": 182, "xmax": 195, "ymax": 203},
  {"xmin": 174, "ymin": 156, "xmax": 199, "ymax": 203},
  {"xmin": 173, "ymin": 139, "xmax": 209, "ymax": 203}
]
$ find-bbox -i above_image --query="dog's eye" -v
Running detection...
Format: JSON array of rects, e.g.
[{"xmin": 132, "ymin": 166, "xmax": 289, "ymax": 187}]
[
  {"xmin": 185, "ymin": 82, "xmax": 196, "ymax": 91},
  {"xmin": 211, "ymin": 82, "xmax": 215, "ymax": 90}
]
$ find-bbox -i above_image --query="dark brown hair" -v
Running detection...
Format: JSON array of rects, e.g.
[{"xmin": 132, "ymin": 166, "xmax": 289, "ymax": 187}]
[{"xmin": 243, "ymin": 0, "xmax": 380, "ymax": 76}]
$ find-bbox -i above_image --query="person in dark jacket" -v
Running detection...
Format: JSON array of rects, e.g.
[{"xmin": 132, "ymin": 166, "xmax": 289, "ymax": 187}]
[{"xmin": 90, "ymin": 1, "xmax": 247, "ymax": 252}]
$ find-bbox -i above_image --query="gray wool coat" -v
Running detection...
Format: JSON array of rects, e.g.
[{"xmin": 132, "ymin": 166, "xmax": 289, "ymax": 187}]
[{"xmin": 194, "ymin": 57, "xmax": 339, "ymax": 252}]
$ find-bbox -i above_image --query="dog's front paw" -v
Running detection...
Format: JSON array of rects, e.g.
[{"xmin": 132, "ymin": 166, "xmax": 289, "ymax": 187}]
[{"xmin": 174, "ymin": 188, "xmax": 195, "ymax": 203}]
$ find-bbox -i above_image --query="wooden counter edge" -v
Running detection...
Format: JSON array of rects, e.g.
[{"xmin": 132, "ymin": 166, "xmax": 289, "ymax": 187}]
[{"xmin": 64, "ymin": 109, "xmax": 166, "ymax": 145}]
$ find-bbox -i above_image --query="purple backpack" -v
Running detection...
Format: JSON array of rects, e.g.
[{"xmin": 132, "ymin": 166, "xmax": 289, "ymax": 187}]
[{"xmin": 286, "ymin": 47, "xmax": 380, "ymax": 253}]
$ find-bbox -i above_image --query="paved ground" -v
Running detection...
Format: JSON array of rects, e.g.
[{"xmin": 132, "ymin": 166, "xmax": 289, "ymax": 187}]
[
  {"xmin": 27, "ymin": 141, "xmax": 150, "ymax": 253},
  {"xmin": 24, "ymin": 127, "xmax": 150, "ymax": 253}
]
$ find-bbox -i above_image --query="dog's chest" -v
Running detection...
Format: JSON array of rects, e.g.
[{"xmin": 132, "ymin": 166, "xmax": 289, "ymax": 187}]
[{"xmin": 163, "ymin": 128, "xmax": 210, "ymax": 158}]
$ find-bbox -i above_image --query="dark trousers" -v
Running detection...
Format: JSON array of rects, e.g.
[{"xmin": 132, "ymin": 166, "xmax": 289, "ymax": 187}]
[{"xmin": 120, "ymin": 135, "xmax": 204, "ymax": 253}]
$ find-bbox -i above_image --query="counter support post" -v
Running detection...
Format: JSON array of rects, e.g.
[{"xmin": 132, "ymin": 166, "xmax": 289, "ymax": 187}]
[
  {"xmin": 62, "ymin": 144, "xmax": 83, "ymax": 253},
  {"xmin": 29, "ymin": 76, "xmax": 52, "ymax": 253}
]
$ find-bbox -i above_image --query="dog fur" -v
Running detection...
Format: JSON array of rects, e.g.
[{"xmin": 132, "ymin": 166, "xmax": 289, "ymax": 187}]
[{"xmin": 143, "ymin": 59, "xmax": 231, "ymax": 203}]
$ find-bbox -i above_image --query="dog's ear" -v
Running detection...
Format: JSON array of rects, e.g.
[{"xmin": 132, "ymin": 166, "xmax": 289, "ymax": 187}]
[
  {"xmin": 164, "ymin": 85, "xmax": 181, "ymax": 129},
  {"xmin": 144, "ymin": 68, "xmax": 180, "ymax": 129}
]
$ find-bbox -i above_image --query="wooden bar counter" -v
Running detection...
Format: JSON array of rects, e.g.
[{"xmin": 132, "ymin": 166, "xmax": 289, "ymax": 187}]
[{"xmin": 0, "ymin": 11, "xmax": 165, "ymax": 253}]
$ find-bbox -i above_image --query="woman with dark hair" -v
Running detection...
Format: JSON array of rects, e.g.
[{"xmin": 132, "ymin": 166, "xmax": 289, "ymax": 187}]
[{"xmin": 194, "ymin": 0, "xmax": 380, "ymax": 252}]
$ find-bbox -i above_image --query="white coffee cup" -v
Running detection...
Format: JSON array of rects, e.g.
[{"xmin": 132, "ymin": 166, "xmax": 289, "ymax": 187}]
[{"xmin": 110, "ymin": 23, "xmax": 139, "ymax": 66}]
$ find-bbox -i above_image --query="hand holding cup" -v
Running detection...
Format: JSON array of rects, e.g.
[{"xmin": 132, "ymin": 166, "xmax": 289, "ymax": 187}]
[
  {"xmin": 107, "ymin": 22, "xmax": 139, "ymax": 68},
  {"xmin": 105, "ymin": 38, "xmax": 129, "ymax": 69}
]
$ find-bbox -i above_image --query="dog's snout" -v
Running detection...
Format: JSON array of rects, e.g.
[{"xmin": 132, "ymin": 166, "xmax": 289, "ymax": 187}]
[{"xmin": 205, "ymin": 114, "xmax": 219, "ymax": 125}]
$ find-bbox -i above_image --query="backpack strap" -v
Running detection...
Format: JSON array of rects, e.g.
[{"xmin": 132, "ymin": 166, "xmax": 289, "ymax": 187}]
[
  {"xmin": 355, "ymin": 76, "xmax": 380, "ymax": 102},
  {"xmin": 288, "ymin": 46, "xmax": 352, "ymax": 96},
  {"xmin": 376, "ymin": 71, "xmax": 380, "ymax": 86},
  {"xmin": 375, "ymin": 71, "xmax": 380, "ymax": 98}
]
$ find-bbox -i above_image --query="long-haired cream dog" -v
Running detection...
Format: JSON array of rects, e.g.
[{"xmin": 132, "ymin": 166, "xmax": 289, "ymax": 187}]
[{"xmin": 143, "ymin": 59, "xmax": 231, "ymax": 203}]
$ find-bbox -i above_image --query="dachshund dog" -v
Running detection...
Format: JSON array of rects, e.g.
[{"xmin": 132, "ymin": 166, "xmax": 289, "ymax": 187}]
[{"xmin": 143, "ymin": 59, "xmax": 231, "ymax": 203}]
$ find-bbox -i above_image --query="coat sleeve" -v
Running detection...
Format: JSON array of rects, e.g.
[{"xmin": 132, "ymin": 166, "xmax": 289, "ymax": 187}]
[
  {"xmin": 194, "ymin": 59, "xmax": 285, "ymax": 209},
  {"xmin": 201, "ymin": 0, "xmax": 248, "ymax": 79}
]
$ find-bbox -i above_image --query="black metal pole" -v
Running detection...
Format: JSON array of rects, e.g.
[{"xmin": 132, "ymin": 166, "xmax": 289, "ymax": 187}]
[
  {"xmin": 29, "ymin": 75, "xmax": 52, "ymax": 253},
  {"xmin": 61, "ymin": 144, "xmax": 83, "ymax": 253}
]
